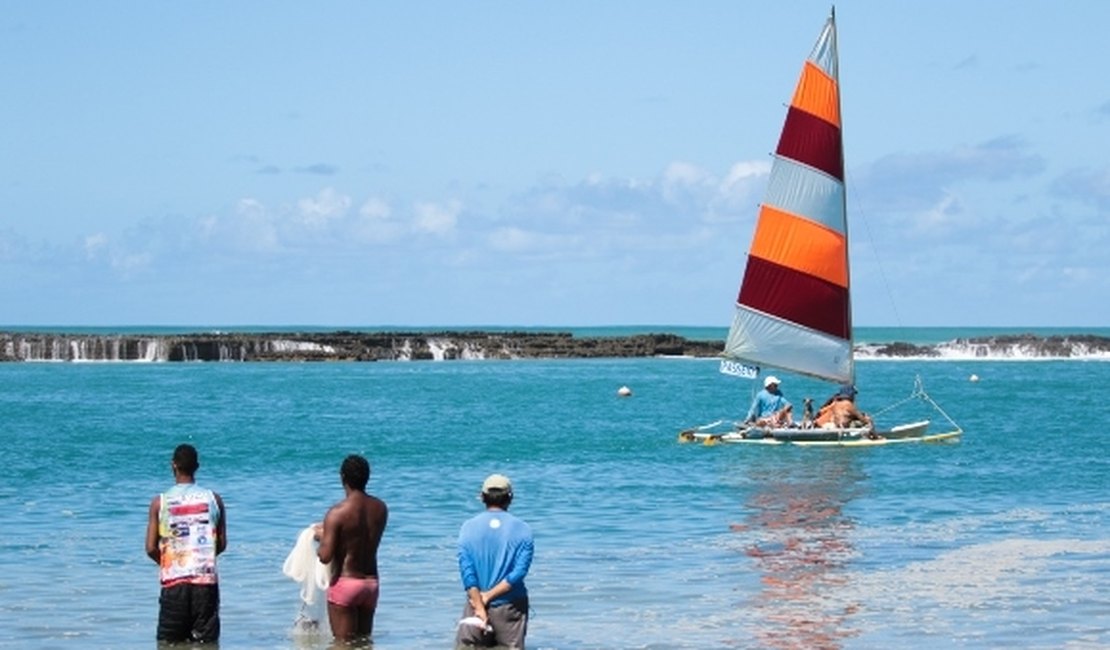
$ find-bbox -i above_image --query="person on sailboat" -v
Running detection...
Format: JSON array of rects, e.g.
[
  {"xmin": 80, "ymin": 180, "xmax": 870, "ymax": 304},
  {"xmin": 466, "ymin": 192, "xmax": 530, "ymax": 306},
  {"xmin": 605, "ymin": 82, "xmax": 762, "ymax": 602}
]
[
  {"xmin": 744, "ymin": 376, "xmax": 793, "ymax": 427},
  {"xmin": 813, "ymin": 385, "xmax": 873, "ymax": 430}
]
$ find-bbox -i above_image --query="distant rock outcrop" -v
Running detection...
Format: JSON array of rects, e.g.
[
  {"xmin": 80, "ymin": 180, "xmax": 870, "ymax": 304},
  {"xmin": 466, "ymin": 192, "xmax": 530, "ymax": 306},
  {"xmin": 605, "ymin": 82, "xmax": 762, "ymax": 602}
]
[
  {"xmin": 859, "ymin": 334, "xmax": 1110, "ymax": 359},
  {"xmin": 0, "ymin": 331, "xmax": 725, "ymax": 362},
  {"xmin": 2, "ymin": 331, "xmax": 1107, "ymax": 362}
]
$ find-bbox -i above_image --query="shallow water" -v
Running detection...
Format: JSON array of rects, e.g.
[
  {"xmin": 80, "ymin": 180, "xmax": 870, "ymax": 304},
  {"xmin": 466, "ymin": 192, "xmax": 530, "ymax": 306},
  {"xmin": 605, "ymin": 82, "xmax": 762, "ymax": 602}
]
[{"xmin": 0, "ymin": 355, "xmax": 1107, "ymax": 649}]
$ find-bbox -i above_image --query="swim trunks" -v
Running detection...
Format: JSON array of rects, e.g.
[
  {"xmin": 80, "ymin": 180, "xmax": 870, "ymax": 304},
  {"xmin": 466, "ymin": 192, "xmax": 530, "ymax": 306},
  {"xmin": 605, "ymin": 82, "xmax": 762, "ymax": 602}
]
[
  {"xmin": 157, "ymin": 583, "xmax": 220, "ymax": 642},
  {"xmin": 327, "ymin": 576, "xmax": 380, "ymax": 608}
]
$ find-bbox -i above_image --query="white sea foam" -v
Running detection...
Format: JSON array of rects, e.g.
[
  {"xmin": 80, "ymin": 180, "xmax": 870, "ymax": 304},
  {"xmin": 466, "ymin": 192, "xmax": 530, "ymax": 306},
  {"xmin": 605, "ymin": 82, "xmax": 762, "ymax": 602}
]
[
  {"xmin": 855, "ymin": 341, "xmax": 1110, "ymax": 361},
  {"xmin": 267, "ymin": 339, "xmax": 335, "ymax": 354}
]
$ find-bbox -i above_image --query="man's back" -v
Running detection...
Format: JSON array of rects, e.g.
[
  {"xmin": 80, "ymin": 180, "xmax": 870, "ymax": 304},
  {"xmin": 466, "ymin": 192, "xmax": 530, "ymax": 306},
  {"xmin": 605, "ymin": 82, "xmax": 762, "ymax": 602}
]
[
  {"xmin": 458, "ymin": 509, "xmax": 533, "ymax": 604},
  {"xmin": 327, "ymin": 492, "xmax": 387, "ymax": 578},
  {"xmin": 317, "ymin": 454, "xmax": 388, "ymax": 642},
  {"xmin": 816, "ymin": 400, "xmax": 863, "ymax": 427}
]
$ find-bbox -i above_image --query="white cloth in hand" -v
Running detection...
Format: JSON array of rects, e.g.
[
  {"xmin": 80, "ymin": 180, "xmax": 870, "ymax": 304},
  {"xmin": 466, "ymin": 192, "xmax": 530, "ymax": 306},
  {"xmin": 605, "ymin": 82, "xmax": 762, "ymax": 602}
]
[{"xmin": 282, "ymin": 526, "xmax": 330, "ymax": 606}]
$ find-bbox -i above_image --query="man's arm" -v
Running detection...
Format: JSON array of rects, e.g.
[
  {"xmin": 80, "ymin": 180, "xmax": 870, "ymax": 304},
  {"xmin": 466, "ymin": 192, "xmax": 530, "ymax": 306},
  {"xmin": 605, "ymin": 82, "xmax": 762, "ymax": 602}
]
[
  {"xmin": 745, "ymin": 394, "xmax": 761, "ymax": 422},
  {"xmin": 214, "ymin": 492, "xmax": 228, "ymax": 555},
  {"xmin": 145, "ymin": 495, "xmax": 161, "ymax": 563},
  {"xmin": 851, "ymin": 404, "xmax": 873, "ymax": 427},
  {"xmin": 483, "ymin": 534, "xmax": 534, "ymax": 604},
  {"xmin": 466, "ymin": 586, "xmax": 489, "ymax": 622},
  {"xmin": 317, "ymin": 508, "xmax": 337, "ymax": 564}
]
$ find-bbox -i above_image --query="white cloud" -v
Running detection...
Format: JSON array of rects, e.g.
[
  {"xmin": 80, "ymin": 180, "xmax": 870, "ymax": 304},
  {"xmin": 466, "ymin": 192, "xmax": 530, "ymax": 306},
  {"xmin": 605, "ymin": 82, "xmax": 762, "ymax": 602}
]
[
  {"xmin": 109, "ymin": 251, "xmax": 152, "ymax": 275},
  {"xmin": 84, "ymin": 233, "xmax": 108, "ymax": 260},
  {"xmin": 297, "ymin": 188, "xmax": 351, "ymax": 228},
  {"xmin": 662, "ymin": 161, "xmax": 712, "ymax": 187},
  {"xmin": 359, "ymin": 197, "xmax": 391, "ymax": 220},
  {"xmin": 660, "ymin": 161, "xmax": 715, "ymax": 208},
  {"xmin": 413, "ymin": 200, "xmax": 460, "ymax": 235},
  {"xmin": 913, "ymin": 193, "xmax": 964, "ymax": 233},
  {"xmin": 488, "ymin": 226, "xmax": 536, "ymax": 252},
  {"xmin": 230, "ymin": 199, "xmax": 281, "ymax": 252},
  {"xmin": 353, "ymin": 197, "xmax": 404, "ymax": 243},
  {"xmin": 711, "ymin": 160, "xmax": 771, "ymax": 220},
  {"xmin": 487, "ymin": 226, "xmax": 577, "ymax": 255},
  {"xmin": 721, "ymin": 160, "xmax": 771, "ymax": 189}
]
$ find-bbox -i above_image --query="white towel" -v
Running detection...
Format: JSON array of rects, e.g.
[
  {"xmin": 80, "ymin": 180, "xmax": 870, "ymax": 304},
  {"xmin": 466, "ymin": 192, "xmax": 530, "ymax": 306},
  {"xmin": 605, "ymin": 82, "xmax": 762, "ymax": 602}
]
[
  {"xmin": 457, "ymin": 616, "xmax": 493, "ymax": 632},
  {"xmin": 282, "ymin": 526, "xmax": 331, "ymax": 606}
]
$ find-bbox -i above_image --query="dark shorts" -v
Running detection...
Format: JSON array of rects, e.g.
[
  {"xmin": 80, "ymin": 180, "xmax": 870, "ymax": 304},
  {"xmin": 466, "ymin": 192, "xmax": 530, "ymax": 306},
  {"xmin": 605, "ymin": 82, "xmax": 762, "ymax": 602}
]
[
  {"xmin": 455, "ymin": 597, "xmax": 528, "ymax": 650},
  {"xmin": 157, "ymin": 583, "xmax": 220, "ymax": 643}
]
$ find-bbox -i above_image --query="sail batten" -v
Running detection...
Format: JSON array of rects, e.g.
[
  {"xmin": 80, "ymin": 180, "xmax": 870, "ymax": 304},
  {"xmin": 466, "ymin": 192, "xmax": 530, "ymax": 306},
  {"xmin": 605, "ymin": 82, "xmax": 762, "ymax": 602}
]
[{"xmin": 726, "ymin": 12, "xmax": 852, "ymax": 384}]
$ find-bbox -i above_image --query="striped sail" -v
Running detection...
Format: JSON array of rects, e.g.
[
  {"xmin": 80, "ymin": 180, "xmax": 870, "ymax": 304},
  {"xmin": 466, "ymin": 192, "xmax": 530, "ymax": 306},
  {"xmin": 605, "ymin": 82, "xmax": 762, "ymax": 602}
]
[{"xmin": 724, "ymin": 13, "xmax": 853, "ymax": 385}]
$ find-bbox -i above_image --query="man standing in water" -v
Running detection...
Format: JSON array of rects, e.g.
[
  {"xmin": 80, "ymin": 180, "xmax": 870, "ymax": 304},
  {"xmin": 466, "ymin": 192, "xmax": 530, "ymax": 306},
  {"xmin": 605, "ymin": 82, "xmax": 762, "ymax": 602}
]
[
  {"xmin": 316, "ymin": 454, "xmax": 389, "ymax": 641},
  {"xmin": 145, "ymin": 443, "xmax": 227, "ymax": 643},
  {"xmin": 455, "ymin": 474, "xmax": 534, "ymax": 650}
]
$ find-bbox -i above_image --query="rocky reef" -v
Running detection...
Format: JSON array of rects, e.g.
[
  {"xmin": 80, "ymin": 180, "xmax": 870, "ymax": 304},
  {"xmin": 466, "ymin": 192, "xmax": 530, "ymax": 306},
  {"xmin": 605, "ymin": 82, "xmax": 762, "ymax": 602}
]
[
  {"xmin": 0, "ymin": 331, "xmax": 724, "ymax": 362},
  {"xmin": 2, "ymin": 331, "xmax": 1107, "ymax": 362},
  {"xmin": 858, "ymin": 333, "xmax": 1110, "ymax": 359}
]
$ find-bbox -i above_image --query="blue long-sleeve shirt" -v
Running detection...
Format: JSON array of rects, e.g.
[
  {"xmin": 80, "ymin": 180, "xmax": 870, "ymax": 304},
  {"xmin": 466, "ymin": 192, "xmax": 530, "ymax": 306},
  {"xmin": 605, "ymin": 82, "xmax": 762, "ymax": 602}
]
[
  {"xmin": 746, "ymin": 388, "xmax": 791, "ymax": 422},
  {"xmin": 457, "ymin": 509, "xmax": 533, "ymax": 606}
]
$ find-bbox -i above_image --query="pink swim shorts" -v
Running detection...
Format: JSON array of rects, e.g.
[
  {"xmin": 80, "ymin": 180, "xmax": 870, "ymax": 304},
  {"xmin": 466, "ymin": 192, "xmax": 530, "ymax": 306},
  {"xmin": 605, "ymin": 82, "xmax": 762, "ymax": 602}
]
[{"xmin": 326, "ymin": 576, "xmax": 380, "ymax": 608}]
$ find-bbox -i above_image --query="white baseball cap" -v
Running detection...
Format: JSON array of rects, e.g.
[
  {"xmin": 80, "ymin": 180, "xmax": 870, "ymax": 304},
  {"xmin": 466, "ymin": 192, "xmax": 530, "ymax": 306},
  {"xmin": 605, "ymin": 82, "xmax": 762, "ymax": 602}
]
[
  {"xmin": 481, "ymin": 474, "xmax": 513, "ymax": 494},
  {"xmin": 763, "ymin": 376, "xmax": 781, "ymax": 388}
]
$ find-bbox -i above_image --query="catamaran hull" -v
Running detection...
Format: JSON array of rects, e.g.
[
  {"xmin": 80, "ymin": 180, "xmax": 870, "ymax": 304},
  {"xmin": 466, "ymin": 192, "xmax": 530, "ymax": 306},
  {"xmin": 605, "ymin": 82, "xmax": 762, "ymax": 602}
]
[{"xmin": 677, "ymin": 419, "xmax": 960, "ymax": 447}]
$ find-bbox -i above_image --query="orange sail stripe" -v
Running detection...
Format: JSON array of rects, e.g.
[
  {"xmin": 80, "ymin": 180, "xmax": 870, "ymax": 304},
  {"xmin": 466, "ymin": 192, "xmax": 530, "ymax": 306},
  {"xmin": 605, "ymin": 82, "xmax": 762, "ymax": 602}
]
[
  {"xmin": 749, "ymin": 205, "xmax": 848, "ymax": 288},
  {"xmin": 789, "ymin": 61, "xmax": 839, "ymax": 127}
]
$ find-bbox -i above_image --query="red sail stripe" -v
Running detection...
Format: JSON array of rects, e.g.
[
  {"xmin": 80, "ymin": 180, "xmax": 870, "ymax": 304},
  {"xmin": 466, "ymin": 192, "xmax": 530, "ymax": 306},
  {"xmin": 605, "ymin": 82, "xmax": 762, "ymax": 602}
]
[
  {"xmin": 737, "ymin": 255, "xmax": 850, "ymax": 340},
  {"xmin": 776, "ymin": 106, "xmax": 843, "ymax": 181}
]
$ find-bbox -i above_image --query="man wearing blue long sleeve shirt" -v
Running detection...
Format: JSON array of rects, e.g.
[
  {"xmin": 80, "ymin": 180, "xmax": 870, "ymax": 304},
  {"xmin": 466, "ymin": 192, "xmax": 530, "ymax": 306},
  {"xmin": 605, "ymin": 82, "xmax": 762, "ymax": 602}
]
[
  {"xmin": 745, "ymin": 375, "xmax": 793, "ymax": 427},
  {"xmin": 455, "ymin": 474, "xmax": 533, "ymax": 650}
]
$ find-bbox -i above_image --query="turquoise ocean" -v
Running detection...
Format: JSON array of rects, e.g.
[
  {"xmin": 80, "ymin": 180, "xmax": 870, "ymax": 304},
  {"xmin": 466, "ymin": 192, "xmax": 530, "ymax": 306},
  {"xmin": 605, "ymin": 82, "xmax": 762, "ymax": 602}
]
[{"xmin": 1, "ymin": 326, "xmax": 1107, "ymax": 649}]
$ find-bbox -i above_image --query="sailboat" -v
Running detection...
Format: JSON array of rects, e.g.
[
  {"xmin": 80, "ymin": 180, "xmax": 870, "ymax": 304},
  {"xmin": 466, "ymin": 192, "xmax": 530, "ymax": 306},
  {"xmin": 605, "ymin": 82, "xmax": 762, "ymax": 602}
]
[{"xmin": 679, "ymin": 10, "xmax": 962, "ymax": 446}]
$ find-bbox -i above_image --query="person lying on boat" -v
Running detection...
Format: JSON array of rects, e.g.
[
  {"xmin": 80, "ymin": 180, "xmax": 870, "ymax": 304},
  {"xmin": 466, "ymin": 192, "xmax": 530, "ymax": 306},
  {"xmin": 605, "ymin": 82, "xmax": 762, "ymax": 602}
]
[
  {"xmin": 811, "ymin": 385, "xmax": 873, "ymax": 430},
  {"xmin": 744, "ymin": 376, "xmax": 793, "ymax": 428}
]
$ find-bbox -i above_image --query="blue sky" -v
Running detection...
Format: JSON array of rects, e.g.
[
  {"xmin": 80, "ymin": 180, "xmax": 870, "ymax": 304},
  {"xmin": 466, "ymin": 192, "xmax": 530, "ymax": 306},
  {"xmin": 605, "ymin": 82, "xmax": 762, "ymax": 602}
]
[{"xmin": 2, "ymin": 1, "xmax": 1107, "ymax": 328}]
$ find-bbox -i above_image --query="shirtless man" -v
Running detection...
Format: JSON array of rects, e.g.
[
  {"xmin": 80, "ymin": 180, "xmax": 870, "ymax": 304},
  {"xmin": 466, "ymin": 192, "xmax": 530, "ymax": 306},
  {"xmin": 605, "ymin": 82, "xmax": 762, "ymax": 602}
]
[
  {"xmin": 315, "ymin": 454, "xmax": 389, "ymax": 641},
  {"xmin": 814, "ymin": 385, "xmax": 873, "ymax": 429}
]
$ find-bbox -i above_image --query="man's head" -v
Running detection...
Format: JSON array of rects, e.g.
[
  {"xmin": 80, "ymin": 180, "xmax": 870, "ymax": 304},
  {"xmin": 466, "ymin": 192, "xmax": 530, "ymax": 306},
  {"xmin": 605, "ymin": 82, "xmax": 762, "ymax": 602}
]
[
  {"xmin": 340, "ymin": 454, "xmax": 370, "ymax": 491},
  {"xmin": 764, "ymin": 376, "xmax": 781, "ymax": 391},
  {"xmin": 481, "ymin": 473, "xmax": 513, "ymax": 508},
  {"xmin": 835, "ymin": 384, "xmax": 858, "ymax": 401},
  {"xmin": 172, "ymin": 444, "xmax": 199, "ymax": 476}
]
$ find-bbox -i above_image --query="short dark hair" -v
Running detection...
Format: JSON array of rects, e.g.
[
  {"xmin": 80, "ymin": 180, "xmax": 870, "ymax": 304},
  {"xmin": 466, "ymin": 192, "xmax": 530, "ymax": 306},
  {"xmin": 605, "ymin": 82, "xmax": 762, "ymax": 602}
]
[
  {"xmin": 340, "ymin": 454, "xmax": 370, "ymax": 491},
  {"xmin": 481, "ymin": 490, "xmax": 513, "ymax": 509},
  {"xmin": 173, "ymin": 444, "xmax": 199, "ymax": 475}
]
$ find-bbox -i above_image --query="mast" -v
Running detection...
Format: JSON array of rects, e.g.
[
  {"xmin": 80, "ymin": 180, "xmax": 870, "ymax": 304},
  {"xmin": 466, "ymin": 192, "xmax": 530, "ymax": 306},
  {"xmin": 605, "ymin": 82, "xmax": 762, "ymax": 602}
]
[{"xmin": 829, "ymin": 9, "xmax": 854, "ymax": 386}]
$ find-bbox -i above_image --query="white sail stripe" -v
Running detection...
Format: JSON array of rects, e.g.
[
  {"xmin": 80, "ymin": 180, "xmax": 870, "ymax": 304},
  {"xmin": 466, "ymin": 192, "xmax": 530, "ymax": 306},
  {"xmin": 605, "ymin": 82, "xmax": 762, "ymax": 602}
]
[
  {"xmin": 763, "ymin": 156, "xmax": 845, "ymax": 234},
  {"xmin": 723, "ymin": 306, "xmax": 852, "ymax": 384},
  {"xmin": 809, "ymin": 19, "xmax": 838, "ymax": 80}
]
